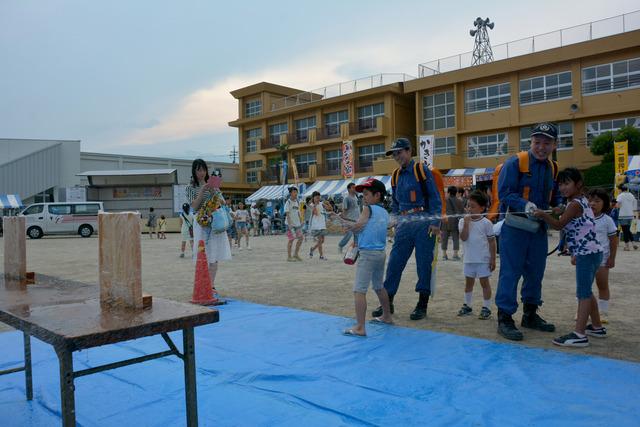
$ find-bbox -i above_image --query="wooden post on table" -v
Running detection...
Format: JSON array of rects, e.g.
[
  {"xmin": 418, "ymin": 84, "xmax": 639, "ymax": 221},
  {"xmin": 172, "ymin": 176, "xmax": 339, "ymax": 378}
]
[
  {"xmin": 3, "ymin": 216, "xmax": 27, "ymax": 284},
  {"xmin": 98, "ymin": 212, "xmax": 145, "ymax": 309}
]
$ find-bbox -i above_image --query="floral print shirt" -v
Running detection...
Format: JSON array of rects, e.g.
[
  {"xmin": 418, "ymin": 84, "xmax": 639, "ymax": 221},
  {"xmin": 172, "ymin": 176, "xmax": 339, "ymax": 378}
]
[{"xmin": 564, "ymin": 196, "xmax": 602, "ymax": 256}]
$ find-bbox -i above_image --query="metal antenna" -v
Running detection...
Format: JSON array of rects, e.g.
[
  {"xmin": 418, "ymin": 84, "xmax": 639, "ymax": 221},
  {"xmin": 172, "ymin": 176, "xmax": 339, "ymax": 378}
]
[
  {"xmin": 229, "ymin": 146, "xmax": 238, "ymax": 164},
  {"xmin": 470, "ymin": 17, "xmax": 495, "ymax": 66}
]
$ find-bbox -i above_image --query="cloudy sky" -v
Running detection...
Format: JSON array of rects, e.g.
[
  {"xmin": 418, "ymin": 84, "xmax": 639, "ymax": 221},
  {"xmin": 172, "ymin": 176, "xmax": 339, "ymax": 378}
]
[{"xmin": 1, "ymin": 0, "xmax": 637, "ymax": 161}]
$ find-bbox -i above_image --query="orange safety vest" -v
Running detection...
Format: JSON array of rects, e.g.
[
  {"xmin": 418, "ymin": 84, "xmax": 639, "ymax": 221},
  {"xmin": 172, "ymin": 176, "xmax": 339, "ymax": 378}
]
[
  {"xmin": 488, "ymin": 151, "xmax": 559, "ymax": 221},
  {"xmin": 391, "ymin": 161, "xmax": 446, "ymax": 217}
]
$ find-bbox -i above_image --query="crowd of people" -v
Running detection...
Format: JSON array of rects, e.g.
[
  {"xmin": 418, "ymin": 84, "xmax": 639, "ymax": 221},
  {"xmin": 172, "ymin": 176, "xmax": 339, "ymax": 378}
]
[{"xmin": 173, "ymin": 122, "xmax": 637, "ymax": 349}]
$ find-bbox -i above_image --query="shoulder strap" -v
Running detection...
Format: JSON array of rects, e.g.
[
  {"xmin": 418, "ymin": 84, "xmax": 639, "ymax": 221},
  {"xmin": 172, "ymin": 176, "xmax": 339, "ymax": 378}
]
[
  {"xmin": 391, "ymin": 168, "xmax": 400, "ymax": 187},
  {"xmin": 414, "ymin": 162, "xmax": 430, "ymax": 210},
  {"xmin": 516, "ymin": 151, "xmax": 531, "ymax": 201}
]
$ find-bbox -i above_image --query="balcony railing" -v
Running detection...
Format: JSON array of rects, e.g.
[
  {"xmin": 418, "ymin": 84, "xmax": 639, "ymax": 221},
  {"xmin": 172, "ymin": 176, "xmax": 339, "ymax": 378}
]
[
  {"xmin": 349, "ymin": 119, "xmax": 378, "ymax": 135},
  {"xmin": 270, "ymin": 73, "xmax": 416, "ymax": 111},
  {"xmin": 418, "ymin": 10, "xmax": 640, "ymax": 77},
  {"xmin": 316, "ymin": 125, "xmax": 342, "ymax": 140},
  {"xmin": 317, "ymin": 165, "xmax": 342, "ymax": 177},
  {"xmin": 268, "ymin": 134, "xmax": 284, "ymax": 147}
]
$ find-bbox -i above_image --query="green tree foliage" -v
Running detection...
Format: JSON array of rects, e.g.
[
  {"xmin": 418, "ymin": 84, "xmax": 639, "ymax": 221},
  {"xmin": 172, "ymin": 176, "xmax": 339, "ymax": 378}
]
[{"xmin": 585, "ymin": 125, "xmax": 640, "ymax": 188}]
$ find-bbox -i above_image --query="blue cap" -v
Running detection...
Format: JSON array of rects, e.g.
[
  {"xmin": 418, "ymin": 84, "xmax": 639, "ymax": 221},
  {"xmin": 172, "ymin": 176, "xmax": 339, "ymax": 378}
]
[{"xmin": 385, "ymin": 138, "xmax": 412, "ymax": 156}]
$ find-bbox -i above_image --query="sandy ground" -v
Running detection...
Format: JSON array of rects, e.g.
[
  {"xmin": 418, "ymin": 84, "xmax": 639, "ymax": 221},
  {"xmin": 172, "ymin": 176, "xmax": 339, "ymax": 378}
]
[{"xmin": 1, "ymin": 230, "xmax": 638, "ymax": 363}]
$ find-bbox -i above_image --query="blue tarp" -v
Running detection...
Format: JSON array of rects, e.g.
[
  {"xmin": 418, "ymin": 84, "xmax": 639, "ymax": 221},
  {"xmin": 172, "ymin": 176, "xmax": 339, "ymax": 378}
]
[{"xmin": 1, "ymin": 300, "xmax": 639, "ymax": 426}]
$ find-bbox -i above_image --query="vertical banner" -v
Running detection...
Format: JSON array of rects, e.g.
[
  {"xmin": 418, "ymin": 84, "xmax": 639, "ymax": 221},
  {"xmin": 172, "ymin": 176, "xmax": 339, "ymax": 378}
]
[
  {"xmin": 290, "ymin": 158, "xmax": 299, "ymax": 185},
  {"xmin": 419, "ymin": 135, "xmax": 434, "ymax": 168},
  {"xmin": 614, "ymin": 140, "xmax": 628, "ymax": 197},
  {"xmin": 342, "ymin": 140, "xmax": 354, "ymax": 179}
]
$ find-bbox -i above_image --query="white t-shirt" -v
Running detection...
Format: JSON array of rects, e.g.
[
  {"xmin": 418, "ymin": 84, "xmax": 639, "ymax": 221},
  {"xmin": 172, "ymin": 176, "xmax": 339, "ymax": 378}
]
[
  {"xmin": 250, "ymin": 207, "xmax": 260, "ymax": 221},
  {"xmin": 235, "ymin": 209, "xmax": 249, "ymax": 223},
  {"xmin": 309, "ymin": 202, "xmax": 327, "ymax": 230},
  {"xmin": 593, "ymin": 213, "xmax": 617, "ymax": 256},
  {"xmin": 261, "ymin": 217, "xmax": 270, "ymax": 229},
  {"xmin": 616, "ymin": 192, "xmax": 637, "ymax": 218},
  {"xmin": 284, "ymin": 199, "xmax": 302, "ymax": 227},
  {"xmin": 458, "ymin": 217, "xmax": 495, "ymax": 264}
]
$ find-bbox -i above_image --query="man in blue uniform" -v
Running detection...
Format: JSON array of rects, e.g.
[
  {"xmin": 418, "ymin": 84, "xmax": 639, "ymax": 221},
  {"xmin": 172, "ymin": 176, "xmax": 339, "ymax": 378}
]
[
  {"xmin": 371, "ymin": 138, "xmax": 441, "ymax": 320},
  {"xmin": 496, "ymin": 123, "xmax": 562, "ymax": 340}
]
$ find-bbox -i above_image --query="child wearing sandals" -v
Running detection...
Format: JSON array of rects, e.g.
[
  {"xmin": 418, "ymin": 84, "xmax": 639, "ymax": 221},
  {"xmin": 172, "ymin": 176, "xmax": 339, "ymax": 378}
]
[
  {"xmin": 588, "ymin": 189, "xmax": 618, "ymax": 324},
  {"xmin": 457, "ymin": 190, "xmax": 496, "ymax": 320},
  {"xmin": 342, "ymin": 179, "xmax": 393, "ymax": 337},
  {"xmin": 534, "ymin": 168, "xmax": 605, "ymax": 347}
]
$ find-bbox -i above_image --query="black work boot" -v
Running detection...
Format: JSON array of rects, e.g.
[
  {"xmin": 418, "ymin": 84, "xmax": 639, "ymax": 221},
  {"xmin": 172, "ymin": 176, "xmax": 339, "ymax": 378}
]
[
  {"xmin": 372, "ymin": 294, "xmax": 394, "ymax": 317},
  {"xmin": 409, "ymin": 292, "xmax": 429, "ymax": 320},
  {"xmin": 497, "ymin": 309, "xmax": 524, "ymax": 341},
  {"xmin": 521, "ymin": 303, "xmax": 556, "ymax": 332}
]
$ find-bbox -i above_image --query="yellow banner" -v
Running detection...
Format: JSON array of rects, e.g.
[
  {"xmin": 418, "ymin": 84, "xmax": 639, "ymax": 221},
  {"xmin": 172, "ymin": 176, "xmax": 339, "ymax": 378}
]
[
  {"xmin": 290, "ymin": 157, "xmax": 299, "ymax": 185},
  {"xmin": 614, "ymin": 140, "xmax": 628, "ymax": 196}
]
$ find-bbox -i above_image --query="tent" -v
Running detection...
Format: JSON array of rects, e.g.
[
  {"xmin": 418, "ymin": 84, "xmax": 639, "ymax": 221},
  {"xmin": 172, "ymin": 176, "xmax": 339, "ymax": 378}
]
[
  {"xmin": 245, "ymin": 184, "xmax": 306, "ymax": 203},
  {"xmin": 303, "ymin": 176, "xmax": 391, "ymax": 198},
  {"xmin": 0, "ymin": 194, "xmax": 23, "ymax": 209}
]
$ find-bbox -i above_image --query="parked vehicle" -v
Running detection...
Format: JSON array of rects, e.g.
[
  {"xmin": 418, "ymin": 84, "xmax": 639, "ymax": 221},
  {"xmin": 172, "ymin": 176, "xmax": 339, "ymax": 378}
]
[{"xmin": 19, "ymin": 202, "xmax": 104, "ymax": 239}]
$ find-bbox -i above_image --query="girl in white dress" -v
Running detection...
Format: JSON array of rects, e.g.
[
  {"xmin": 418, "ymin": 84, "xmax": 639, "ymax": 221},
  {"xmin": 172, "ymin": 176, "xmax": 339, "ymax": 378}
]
[{"xmin": 186, "ymin": 159, "xmax": 232, "ymax": 287}]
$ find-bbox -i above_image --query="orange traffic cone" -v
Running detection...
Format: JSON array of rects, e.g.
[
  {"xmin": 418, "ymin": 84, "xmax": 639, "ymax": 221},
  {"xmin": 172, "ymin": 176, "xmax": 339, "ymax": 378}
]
[{"xmin": 191, "ymin": 240, "xmax": 225, "ymax": 305}]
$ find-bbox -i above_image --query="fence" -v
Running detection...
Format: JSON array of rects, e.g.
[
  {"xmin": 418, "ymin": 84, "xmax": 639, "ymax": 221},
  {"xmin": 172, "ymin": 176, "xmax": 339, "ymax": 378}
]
[
  {"xmin": 418, "ymin": 10, "xmax": 640, "ymax": 77},
  {"xmin": 270, "ymin": 73, "xmax": 416, "ymax": 111}
]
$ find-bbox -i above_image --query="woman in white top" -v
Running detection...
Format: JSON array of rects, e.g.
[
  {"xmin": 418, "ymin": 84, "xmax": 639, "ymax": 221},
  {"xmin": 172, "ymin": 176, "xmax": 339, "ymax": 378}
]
[
  {"xmin": 616, "ymin": 184, "xmax": 638, "ymax": 250},
  {"xmin": 308, "ymin": 191, "xmax": 331, "ymax": 260},
  {"xmin": 186, "ymin": 159, "xmax": 232, "ymax": 287}
]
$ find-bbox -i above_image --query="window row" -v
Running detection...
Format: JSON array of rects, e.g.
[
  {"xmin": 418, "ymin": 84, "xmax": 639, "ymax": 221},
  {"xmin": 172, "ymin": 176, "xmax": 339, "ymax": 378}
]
[{"xmin": 582, "ymin": 57, "xmax": 640, "ymax": 95}]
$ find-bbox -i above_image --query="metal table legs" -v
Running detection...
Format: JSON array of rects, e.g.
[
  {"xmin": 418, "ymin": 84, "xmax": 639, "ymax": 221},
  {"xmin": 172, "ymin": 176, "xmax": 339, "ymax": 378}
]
[
  {"xmin": 50, "ymin": 329, "xmax": 198, "ymax": 427},
  {"xmin": 0, "ymin": 332, "xmax": 33, "ymax": 400},
  {"xmin": 24, "ymin": 332, "xmax": 33, "ymax": 400},
  {"xmin": 183, "ymin": 327, "xmax": 198, "ymax": 427},
  {"xmin": 56, "ymin": 348, "xmax": 76, "ymax": 427}
]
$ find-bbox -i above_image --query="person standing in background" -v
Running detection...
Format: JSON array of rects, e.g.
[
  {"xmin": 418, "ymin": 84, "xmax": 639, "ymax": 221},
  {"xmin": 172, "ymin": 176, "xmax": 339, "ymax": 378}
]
[
  {"xmin": 338, "ymin": 183, "xmax": 361, "ymax": 253},
  {"xmin": 441, "ymin": 186, "xmax": 465, "ymax": 260},
  {"xmin": 616, "ymin": 184, "xmax": 638, "ymax": 251}
]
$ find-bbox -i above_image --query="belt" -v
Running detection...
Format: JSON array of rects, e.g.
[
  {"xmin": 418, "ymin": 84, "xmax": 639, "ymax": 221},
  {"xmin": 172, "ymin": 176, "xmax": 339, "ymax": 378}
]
[{"xmin": 399, "ymin": 207, "xmax": 425, "ymax": 216}]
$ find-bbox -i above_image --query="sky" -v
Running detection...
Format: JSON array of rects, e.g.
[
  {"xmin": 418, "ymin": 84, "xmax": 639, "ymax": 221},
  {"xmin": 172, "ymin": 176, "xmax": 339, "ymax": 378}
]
[{"xmin": 1, "ymin": 0, "xmax": 638, "ymax": 162}]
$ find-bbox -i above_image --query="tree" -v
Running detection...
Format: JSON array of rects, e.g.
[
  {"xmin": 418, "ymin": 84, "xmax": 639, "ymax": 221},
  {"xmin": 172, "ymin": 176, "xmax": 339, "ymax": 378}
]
[{"xmin": 585, "ymin": 125, "xmax": 640, "ymax": 188}]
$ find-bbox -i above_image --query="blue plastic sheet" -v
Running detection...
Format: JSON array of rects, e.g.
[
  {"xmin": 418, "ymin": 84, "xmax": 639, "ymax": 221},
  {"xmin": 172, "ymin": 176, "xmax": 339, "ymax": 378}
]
[{"xmin": 1, "ymin": 300, "xmax": 639, "ymax": 426}]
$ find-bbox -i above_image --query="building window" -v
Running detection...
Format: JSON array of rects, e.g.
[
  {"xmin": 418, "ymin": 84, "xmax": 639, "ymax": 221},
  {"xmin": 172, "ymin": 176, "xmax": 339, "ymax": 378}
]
[
  {"xmin": 268, "ymin": 122, "xmax": 288, "ymax": 145},
  {"xmin": 245, "ymin": 128, "xmax": 262, "ymax": 153},
  {"xmin": 423, "ymin": 91, "xmax": 455, "ymax": 130},
  {"xmin": 519, "ymin": 71, "xmax": 572, "ymax": 105},
  {"xmin": 245, "ymin": 99, "xmax": 262, "ymax": 118},
  {"xmin": 582, "ymin": 57, "xmax": 640, "ymax": 95},
  {"xmin": 294, "ymin": 152, "xmax": 317, "ymax": 174},
  {"xmin": 586, "ymin": 116, "xmax": 640, "ymax": 145},
  {"xmin": 434, "ymin": 136, "xmax": 456, "ymax": 155},
  {"xmin": 294, "ymin": 116, "xmax": 316, "ymax": 142},
  {"xmin": 325, "ymin": 149, "xmax": 342, "ymax": 174},
  {"xmin": 358, "ymin": 143, "xmax": 385, "ymax": 169},
  {"xmin": 467, "ymin": 133, "xmax": 508, "ymax": 158},
  {"xmin": 324, "ymin": 110, "xmax": 348, "ymax": 137},
  {"xmin": 519, "ymin": 122, "xmax": 574, "ymax": 151},
  {"xmin": 357, "ymin": 103, "xmax": 384, "ymax": 131},
  {"xmin": 465, "ymin": 83, "xmax": 510, "ymax": 114},
  {"xmin": 246, "ymin": 171, "xmax": 258, "ymax": 184},
  {"xmin": 246, "ymin": 160, "xmax": 263, "ymax": 169}
]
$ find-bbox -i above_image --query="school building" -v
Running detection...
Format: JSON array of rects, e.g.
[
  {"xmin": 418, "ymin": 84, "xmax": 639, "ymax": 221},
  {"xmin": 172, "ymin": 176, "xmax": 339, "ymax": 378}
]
[{"xmin": 229, "ymin": 17, "xmax": 640, "ymax": 189}]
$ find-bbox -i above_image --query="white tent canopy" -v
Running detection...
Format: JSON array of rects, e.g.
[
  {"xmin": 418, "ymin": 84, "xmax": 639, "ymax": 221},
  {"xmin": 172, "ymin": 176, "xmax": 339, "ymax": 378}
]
[{"xmin": 303, "ymin": 176, "xmax": 391, "ymax": 198}]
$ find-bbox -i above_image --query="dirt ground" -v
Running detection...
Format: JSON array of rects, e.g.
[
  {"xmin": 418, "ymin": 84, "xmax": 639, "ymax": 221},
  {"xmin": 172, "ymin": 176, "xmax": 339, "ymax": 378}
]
[{"xmin": 1, "ymin": 230, "xmax": 638, "ymax": 363}]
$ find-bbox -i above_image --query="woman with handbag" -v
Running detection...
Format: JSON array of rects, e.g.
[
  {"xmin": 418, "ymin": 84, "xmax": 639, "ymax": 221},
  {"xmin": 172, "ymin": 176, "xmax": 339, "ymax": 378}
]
[
  {"xmin": 179, "ymin": 202, "xmax": 194, "ymax": 258},
  {"xmin": 186, "ymin": 159, "xmax": 232, "ymax": 288}
]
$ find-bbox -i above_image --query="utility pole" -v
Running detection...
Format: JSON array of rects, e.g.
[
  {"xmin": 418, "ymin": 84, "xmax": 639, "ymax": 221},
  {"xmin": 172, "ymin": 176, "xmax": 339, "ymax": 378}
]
[{"xmin": 229, "ymin": 146, "xmax": 238, "ymax": 164}]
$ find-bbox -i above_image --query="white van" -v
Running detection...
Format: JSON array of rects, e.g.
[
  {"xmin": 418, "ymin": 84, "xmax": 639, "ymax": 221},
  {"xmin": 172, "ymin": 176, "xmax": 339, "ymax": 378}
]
[{"xmin": 19, "ymin": 202, "xmax": 104, "ymax": 239}]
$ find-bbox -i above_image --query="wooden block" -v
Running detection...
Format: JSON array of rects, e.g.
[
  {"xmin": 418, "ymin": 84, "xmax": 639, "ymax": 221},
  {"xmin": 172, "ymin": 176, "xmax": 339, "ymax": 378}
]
[
  {"xmin": 98, "ymin": 212, "xmax": 143, "ymax": 309},
  {"xmin": 3, "ymin": 216, "xmax": 26, "ymax": 282},
  {"xmin": 142, "ymin": 293, "xmax": 153, "ymax": 309}
]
